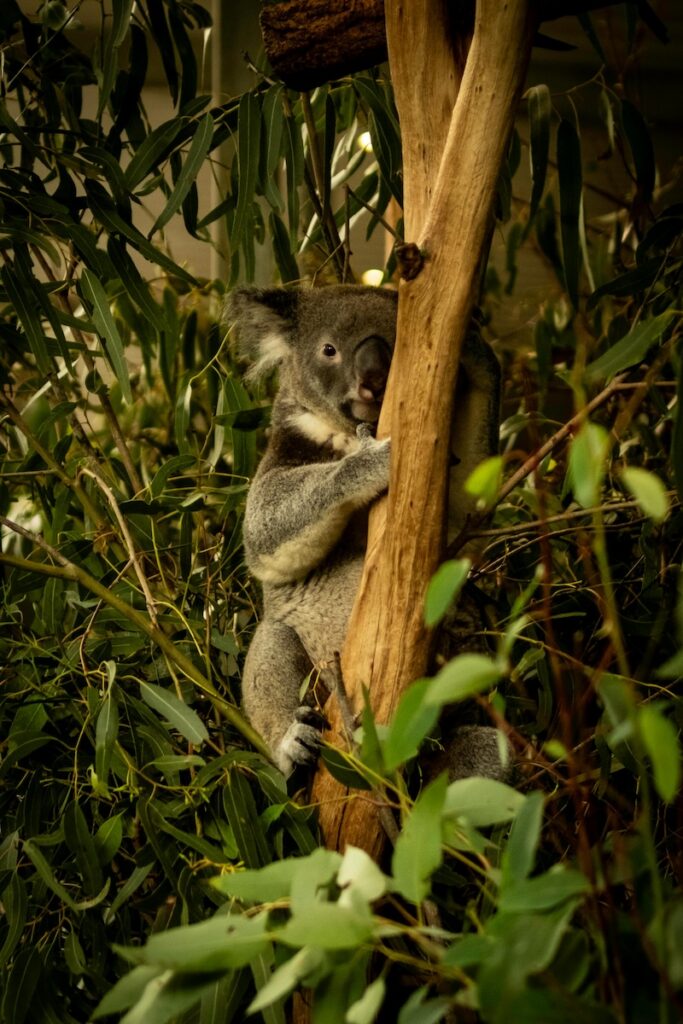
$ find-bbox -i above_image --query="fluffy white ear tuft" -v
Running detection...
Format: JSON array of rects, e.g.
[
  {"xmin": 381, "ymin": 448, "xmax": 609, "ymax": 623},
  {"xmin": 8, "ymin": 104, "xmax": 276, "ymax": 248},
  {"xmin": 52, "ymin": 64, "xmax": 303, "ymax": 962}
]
[{"xmin": 244, "ymin": 331, "xmax": 291, "ymax": 381}]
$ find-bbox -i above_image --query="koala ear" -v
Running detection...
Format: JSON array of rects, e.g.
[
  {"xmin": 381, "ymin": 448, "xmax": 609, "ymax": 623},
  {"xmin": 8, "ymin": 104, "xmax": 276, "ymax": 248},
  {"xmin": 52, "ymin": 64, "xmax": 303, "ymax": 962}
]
[{"xmin": 227, "ymin": 287, "xmax": 298, "ymax": 379}]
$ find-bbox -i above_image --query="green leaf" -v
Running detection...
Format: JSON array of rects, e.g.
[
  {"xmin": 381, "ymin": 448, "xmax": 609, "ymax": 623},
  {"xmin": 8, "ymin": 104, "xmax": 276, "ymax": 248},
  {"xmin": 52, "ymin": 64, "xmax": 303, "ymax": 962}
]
[
  {"xmin": 93, "ymin": 966, "xmax": 164, "ymax": 1019},
  {"xmin": 23, "ymin": 840, "xmax": 110, "ymax": 912},
  {"xmin": 125, "ymin": 118, "xmax": 186, "ymax": 190},
  {"xmin": 290, "ymin": 848, "xmax": 343, "ymax": 912},
  {"xmin": 270, "ymin": 211, "xmax": 299, "ymax": 284},
  {"xmin": 557, "ymin": 118, "xmax": 583, "ymax": 308},
  {"xmin": 122, "ymin": 912, "xmax": 270, "ymax": 972},
  {"xmin": 382, "ymin": 679, "xmax": 440, "ymax": 773},
  {"xmin": 232, "ymin": 92, "xmax": 261, "ymax": 250},
  {"xmin": 392, "ymin": 774, "xmax": 447, "ymax": 904},
  {"xmin": 85, "ymin": 180, "xmax": 196, "ymax": 284},
  {"xmin": 498, "ymin": 867, "xmax": 590, "ymax": 913},
  {"xmin": 97, "ymin": 0, "xmax": 134, "ymax": 118},
  {"xmin": 424, "ymin": 654, "xmax": 502, "ymax": 708},
  {"xmin": 396, "ymin": 988, "xmax": 451, "ymax": 1024},
  {"xmin": 174, "ymin": 370, "xmax": 193, "ymax": 454},
  {"xmin": 464, "ymin": 455, "xmax": 503, "ymax": 510},
  {"xmin": 222, "ymin": 769, "xmax": 271, "ymax": 868},
  {"xmin": 0, "ymin": 872, "xmax": 27, "ymax": 967},
  {"xmin": 64, "ymin": 799, "xmax": 103, "ymax": 896},
  {"xmin": 526, "ymin": 84, "xmax": 551, "ymax": 234},
  {"xmin": 104, "ymin": 863, "xmax": 154, "ymax": 924},
  {"xmin": 0, "ymin": 264, "xmax": 51, "ymax": 374},
  {"xmin": 1, "ymin": 945, "xmax": 42, "ymax": 1024},
  {"xmin": 320, "ymin": 747, "xmax": 373, "ymax": 791},
  {"xmin": 139, "ymin": 682, "xmax": 209, "ymax": 745},
  {"xmin": 261, "ymin": 85, "xmax": 285, "ymax": 211},
  {"xmin": 152, "ymin": 113, "xmax": 214, "ymax": 234},
  {"xmin": 108, "ymin": 238, "xmax": 168, "ymax": 332},
  {"xmin": 120, "ymin": 971, "xmax": 223, "ymax": 1024},
  {"xmin": 620, "ymin": 466, "xmax": 669, "ymax": 523},
  {"xmin": 248, "ymin": 946, "xmax": 326, "ymax": 1015},
  {"xmin": 568, "ymin": 421, "xmax": 609, "ymax": 508},
  {"xmin": 501, "ymin": 790, "xmax": 544, "ymax": 886},
  {"xmin": 640, "ymin": 704, "xmax": 681, "ymax": 803},
  {"xmin": 444, "ymin": 777, "xmax": 526, "ymax": 827},
  {"xmin": 212, "ymin": 859, "xmax": 300, "ymax": 903},
  {"xmin": 276, "ymin": 902, "xmax": 374, "ymax": 950},
  {"xmin": 424, "ymin": 557, "xmax": 471, "ymax": 628},
  {"xmin": 93, "ymin": 813, "xmax": 124, "ymax": 865},
  {"xmin": 674, "ymin": 353, "xmax": 683, "ymax": 502},
  {"xmin": 95, "ymin": 690, "xmax": 119, "ymax": 788},
  {"xmin": 284, "ymin": 108, "xmax": 304, "ymax": 245},
  {"xmin": 80, "ymin": 268, "xmax": 133, "ymax": 404},
  {"xmin": 346, "ymin": 976, "xmax": 386, "ymax": 1024},
  {"xmin": 337, "ymin": 845, "xmax": 388, "ymax": 906},
  {"xmin": 585, "ymin": 311, "xmax": 674, "ymax": 380}
]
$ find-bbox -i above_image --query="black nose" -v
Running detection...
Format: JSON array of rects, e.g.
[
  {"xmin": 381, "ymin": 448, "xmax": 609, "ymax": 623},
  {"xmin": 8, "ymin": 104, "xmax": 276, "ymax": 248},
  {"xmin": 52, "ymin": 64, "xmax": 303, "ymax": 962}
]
[{"xmin": 354, "ymin": 335, "xmax": 391, "ymax": 402}]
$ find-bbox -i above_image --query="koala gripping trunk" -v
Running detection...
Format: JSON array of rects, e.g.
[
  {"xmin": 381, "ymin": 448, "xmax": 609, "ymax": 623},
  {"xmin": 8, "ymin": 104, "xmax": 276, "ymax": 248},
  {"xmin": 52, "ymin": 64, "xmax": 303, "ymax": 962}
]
[{"xmin": 309, "ymin": 0, "xmax": 536, "ymax": 857}]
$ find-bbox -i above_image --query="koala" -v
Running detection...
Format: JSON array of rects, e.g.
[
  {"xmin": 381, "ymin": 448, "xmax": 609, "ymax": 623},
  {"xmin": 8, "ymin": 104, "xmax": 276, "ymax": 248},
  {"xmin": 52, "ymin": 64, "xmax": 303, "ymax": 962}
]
[{"xmin": 228, "ymin": 285, "xmax": 502, "ymax": 778}]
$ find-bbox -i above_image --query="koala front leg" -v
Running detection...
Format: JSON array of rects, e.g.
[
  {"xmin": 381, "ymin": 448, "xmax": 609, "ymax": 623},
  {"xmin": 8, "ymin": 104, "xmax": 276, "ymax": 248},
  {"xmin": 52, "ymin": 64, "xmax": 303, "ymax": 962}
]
[
  {"xmin": 245, "ymin": 427, "xmax": 391, "ymax": 585},
  {"xmin": 242, "ymin": 618, "xmax": 324, "ymax": 776}
]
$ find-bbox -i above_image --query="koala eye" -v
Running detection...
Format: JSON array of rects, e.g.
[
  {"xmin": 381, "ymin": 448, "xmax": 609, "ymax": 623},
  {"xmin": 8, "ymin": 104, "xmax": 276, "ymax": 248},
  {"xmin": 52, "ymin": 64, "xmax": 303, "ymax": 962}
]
[{"xmin": 321, "ymin": 343, "xmax": 337, "ymax": 358}]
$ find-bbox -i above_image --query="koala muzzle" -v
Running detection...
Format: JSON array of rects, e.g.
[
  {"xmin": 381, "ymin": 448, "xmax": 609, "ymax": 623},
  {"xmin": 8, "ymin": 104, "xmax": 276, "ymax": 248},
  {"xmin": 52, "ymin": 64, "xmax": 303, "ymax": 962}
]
[{"xmin": 354, "ymin": 335, "xmax": 392, "ymax": 403}]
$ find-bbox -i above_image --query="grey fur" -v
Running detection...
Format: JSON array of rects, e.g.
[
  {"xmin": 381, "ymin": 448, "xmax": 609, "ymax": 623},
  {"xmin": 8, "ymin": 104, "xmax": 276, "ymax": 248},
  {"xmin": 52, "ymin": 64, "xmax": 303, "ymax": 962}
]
[{"xmin": 228, "ymin": 285, "xmax": 504, "ymax": 778}]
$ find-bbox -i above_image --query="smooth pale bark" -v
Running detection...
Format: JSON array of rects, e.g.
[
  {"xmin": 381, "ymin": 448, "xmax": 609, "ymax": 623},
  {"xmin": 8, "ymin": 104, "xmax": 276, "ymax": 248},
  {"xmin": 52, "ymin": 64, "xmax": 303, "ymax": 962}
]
[{"xmin": 310, "ymin": 0, "xmax": 536, "ymax": 857}]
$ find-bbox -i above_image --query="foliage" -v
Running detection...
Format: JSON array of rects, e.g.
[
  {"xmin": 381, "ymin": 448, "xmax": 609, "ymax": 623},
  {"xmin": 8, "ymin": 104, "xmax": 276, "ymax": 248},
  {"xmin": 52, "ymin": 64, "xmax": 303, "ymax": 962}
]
[{"xmin": 0, "ymin": 2, "xmax": 681, "ymax": 1024}]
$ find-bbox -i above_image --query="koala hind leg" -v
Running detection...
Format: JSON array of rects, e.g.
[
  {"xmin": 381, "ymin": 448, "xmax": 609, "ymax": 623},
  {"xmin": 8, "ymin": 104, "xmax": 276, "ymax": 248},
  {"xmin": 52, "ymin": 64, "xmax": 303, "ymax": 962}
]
[{"xmin": 242, "ymin": 619, "xmax": 324, "ymax": 776}]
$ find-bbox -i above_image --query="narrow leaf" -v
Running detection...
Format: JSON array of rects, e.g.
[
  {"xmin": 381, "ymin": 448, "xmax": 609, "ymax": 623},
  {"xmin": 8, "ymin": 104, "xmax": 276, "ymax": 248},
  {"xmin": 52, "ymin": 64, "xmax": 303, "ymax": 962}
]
[
  {"xmin": 261, "ymin": 84, "xmax": 285, "ymax": 211},
  {"xmin": 526, "ymin": 84, "xmax": 551, "ymax": 233},
  {"xmin": 585, "ymin": 311, "xmax": 674, "ymax": 380},
  {"xmin": 501, "ymin": 790, "xmax": 545, "ymax": 885},
  {"xmin": 152, "ymin": 113, "xmax": 214, "ymax": 234},
  {"xmin": 80, "ymin": 268, "xmax": 133, "ymax": 404},
  {"xmin": 383, "ymin": 679, "xmax": 440, "ymax": 773},
  {"xmin": 557, "ymin": 118, "xmax": 583, "ymax": 308},
  {"xmin": 139, "ymin": 682, "xmax": 208, "ymax": 745},
  {"xmin": 424, "ymin": 558, "xmax": 471, "ymax": 628},
  {"xmin": 640, "ymin": 704, "xmax": 681, "ymax": 803},
  {"xmin": 232, "ymin": 92, "xmax": 261, "ymax": 250},
  {"xmin": 498, "ymin": 867, "xmax": 589, "ymax": 913},
  {"xmin": 125, "ymin": 119, "xmax": 186, "ymax": 189}
]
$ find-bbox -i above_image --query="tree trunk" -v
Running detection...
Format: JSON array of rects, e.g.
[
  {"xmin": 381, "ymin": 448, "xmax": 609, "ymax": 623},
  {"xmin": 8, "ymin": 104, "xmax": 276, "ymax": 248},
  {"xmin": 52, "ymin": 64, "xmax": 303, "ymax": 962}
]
[{"xmin": 309, "ymin": 0, "xmax": 537, "ymax": 858}]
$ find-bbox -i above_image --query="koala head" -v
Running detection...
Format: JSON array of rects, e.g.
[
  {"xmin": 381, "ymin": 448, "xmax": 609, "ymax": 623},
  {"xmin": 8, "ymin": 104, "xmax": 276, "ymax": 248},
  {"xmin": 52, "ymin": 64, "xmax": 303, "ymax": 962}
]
[{"xmin": 228, "ymin": 285, "xmax": 398, "ymax": 435}]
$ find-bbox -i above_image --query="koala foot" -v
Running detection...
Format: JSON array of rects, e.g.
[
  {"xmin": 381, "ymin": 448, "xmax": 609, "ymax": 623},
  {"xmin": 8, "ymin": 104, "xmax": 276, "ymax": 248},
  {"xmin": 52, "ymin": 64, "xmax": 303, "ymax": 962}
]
[{"xmin": 275, "ymin": 707, "xmax": 327, "ymax": 777}]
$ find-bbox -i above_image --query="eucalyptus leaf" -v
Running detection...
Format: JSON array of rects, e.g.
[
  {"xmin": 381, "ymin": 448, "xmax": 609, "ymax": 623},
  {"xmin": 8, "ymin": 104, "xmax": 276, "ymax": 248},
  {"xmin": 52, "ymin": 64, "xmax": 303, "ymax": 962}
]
[{"xmin": 139, "ymin": 682, "xmax": 209, "ymax": 746}]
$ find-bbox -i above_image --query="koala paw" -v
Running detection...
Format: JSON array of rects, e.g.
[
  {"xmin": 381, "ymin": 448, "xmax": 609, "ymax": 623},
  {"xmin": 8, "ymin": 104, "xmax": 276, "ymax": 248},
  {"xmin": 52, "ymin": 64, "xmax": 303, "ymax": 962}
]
[{"xmin": 275, "ymin": 707, "xmax": 327, "ymax": 777}]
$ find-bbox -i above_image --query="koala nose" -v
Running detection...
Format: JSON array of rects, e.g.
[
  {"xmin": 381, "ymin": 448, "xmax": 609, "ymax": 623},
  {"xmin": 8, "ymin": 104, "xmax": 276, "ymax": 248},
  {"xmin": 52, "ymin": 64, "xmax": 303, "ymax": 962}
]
[{"xmin": 354, "ymin": 335, "xmax": 391, "ymax": 402}]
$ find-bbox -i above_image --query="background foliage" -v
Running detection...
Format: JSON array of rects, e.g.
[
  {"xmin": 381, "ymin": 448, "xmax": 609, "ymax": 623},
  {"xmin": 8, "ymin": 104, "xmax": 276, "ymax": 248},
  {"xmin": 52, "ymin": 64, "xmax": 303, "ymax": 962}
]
[{"xmin": 0, "ymin": 2, "xmax": 681, "ymax": 1023}]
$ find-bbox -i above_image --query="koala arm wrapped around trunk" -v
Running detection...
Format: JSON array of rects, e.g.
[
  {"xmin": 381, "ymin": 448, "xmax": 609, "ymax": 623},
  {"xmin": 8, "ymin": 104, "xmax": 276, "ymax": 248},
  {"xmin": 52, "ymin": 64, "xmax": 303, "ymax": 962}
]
[{"xmin": 244, "ymin": 426, "xmax": 390, "ymax": 585}]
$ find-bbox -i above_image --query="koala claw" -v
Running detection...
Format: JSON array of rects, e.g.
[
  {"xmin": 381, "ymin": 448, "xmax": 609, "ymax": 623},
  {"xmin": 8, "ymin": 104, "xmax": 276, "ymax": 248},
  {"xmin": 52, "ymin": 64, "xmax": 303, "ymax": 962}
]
[{"xmin": 275, "ymin": 707, "xmax": 326, "ymax": 776}]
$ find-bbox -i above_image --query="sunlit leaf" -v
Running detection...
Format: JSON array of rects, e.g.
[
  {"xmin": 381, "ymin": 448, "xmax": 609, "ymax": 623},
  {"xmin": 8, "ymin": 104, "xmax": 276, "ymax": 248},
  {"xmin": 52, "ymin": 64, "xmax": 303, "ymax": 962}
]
[
  {"xmin": 620, "ymin": 466, "xmax": 669, "ymax": 523},
  {"xmin": 392, "ymin": 774, "xmax": 447, "ymax": 904},
  {"xmin": 640, "ymin": 704, "xmax": 681, "ymax": 803},
  {"xmin": 424, "ymin": 557, "xmax": 471, "ymax": 628}
]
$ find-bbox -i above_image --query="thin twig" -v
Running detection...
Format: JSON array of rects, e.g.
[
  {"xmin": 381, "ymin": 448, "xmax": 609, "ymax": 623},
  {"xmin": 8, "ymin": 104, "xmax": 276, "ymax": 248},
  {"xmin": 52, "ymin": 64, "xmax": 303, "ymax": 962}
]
[{"xmin": 80, "ymin": 466, "xmax": 159, "ymax": 627}]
